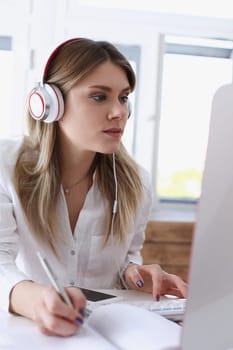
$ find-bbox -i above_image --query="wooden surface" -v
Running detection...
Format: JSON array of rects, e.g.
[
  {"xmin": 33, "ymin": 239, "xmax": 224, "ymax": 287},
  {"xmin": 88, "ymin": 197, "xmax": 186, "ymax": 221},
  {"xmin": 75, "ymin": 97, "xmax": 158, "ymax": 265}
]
[{"xmin": 141, "ymin": 221, "xmax": 194, "ymax": 281}]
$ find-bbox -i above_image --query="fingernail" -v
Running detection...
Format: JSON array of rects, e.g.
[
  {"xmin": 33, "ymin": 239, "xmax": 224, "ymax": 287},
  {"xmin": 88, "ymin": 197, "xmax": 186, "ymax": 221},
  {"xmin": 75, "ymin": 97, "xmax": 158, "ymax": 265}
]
[
  {"xmin": 79, "ymin": 308, "xmax": 85, "ymax": 317},
  {"xmin": 156, "ymin": 294, "xmax": 160, "ymax": 302},
  {"xmin": 75, "ymin": 317, "xmax": 83, "ymax": 325},
  {"xmin": 136, "ymin": 280, "xmax": 144, "ymax": 288}
]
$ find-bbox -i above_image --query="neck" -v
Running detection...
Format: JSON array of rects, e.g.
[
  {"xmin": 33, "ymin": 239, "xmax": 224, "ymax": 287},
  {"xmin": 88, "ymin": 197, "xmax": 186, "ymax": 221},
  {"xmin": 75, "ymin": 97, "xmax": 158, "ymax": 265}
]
[{"xmin": 58, "ymin": 139, "xmax": 97, "ymax": 190}]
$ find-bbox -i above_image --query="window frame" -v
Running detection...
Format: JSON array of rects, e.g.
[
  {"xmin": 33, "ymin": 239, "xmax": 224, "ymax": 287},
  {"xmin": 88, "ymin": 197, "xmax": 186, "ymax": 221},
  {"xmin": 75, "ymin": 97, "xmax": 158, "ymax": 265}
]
[
  {"xmin": 115, "ymin": 44, "xmax": 141, "ymax": 155},
  {"xmin": 155, "ymin": 35, "xmax": 233, "ymax": 210}
]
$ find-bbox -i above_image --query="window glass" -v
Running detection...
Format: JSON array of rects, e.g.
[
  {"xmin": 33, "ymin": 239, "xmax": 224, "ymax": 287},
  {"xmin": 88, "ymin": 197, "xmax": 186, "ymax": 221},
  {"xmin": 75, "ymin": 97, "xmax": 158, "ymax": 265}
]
[{"xmin": 157, "ymin": 37, "xmax": 233, "ymax": 202}]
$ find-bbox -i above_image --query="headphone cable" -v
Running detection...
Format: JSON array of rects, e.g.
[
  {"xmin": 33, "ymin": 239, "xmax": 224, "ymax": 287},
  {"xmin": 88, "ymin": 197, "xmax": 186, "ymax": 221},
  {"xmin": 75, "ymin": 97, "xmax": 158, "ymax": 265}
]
[{"xmin": 111, "ymin": 154, "xmax": 129, "ymax": 289}]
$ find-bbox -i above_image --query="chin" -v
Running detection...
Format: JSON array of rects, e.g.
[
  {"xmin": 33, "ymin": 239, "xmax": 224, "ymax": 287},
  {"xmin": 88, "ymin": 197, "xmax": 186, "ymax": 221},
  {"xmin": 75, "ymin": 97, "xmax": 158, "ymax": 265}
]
[{"xmin": 97, "ymin": 145, "xmax": 121, "ymax": 155}]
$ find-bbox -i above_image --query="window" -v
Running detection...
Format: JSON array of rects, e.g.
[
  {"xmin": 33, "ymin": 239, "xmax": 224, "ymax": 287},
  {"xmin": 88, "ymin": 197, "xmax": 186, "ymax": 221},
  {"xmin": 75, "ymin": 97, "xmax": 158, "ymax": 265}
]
[
  {"xmin": 115, "ymin": 44, "xmax": 141, "ymax": 156},
  {"xmin": 157, "ymin": 35, "xmax": 233, "ymax": 205},
  {"xmin": 0, "ymin": 36, "xmax": 13, "ymax": 138}
]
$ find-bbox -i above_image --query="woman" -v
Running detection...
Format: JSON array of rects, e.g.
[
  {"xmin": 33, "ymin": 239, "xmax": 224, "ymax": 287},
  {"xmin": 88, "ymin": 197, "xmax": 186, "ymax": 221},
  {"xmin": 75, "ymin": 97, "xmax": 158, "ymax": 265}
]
[{"xmin": 0, "ymin": 38, "xmax": 187, "ymax": 336}]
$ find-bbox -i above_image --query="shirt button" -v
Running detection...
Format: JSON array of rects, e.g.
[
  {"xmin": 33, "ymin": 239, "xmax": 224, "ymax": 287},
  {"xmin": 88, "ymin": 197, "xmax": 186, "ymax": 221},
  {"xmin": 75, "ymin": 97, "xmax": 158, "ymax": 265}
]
[
  {"xmin": 70, "ymin": 249, "xmax": 76, "ymax": 256},
  {"xmin": 70, "ymin": 280, "xmax": 75, "ymax": 286}
]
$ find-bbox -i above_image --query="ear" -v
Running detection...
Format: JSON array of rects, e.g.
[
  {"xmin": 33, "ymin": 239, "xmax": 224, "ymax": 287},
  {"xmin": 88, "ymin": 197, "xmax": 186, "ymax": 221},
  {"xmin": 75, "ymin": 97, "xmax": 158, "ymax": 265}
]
[{"xmin": 128, "ymin": 100, "xmax": 132, "ymax": 118}]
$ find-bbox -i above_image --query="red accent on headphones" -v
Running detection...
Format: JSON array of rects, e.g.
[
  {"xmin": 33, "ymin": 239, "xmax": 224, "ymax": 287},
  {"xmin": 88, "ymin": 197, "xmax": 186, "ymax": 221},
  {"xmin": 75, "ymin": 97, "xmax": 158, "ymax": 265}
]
[
  {"xmin": 28, "ymin": 91, "xmax": 45, "ymax": 119},
  {"xmin": 43, "ymin": 38, "xmax": 79, "ymax": 81}
]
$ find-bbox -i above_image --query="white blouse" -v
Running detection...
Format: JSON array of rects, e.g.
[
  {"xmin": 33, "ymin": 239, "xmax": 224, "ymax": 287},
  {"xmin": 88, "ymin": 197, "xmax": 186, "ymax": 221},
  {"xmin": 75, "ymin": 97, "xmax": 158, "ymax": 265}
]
[{"xmin": 0, "ymin": 138, "xmax": 152, "ymax": 312}]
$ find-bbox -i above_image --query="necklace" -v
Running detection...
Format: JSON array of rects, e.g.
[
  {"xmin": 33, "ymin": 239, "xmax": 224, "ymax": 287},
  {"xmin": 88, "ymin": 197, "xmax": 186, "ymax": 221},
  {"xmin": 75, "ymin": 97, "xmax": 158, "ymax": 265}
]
[{"xmin": 63, "ymin": 171, "xmax": 90, "ymax": 195}]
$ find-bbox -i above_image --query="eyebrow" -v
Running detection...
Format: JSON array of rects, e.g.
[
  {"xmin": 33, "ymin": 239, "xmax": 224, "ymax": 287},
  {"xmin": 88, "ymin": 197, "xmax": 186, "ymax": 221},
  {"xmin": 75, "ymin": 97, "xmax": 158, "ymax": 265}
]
[{"xmin": 88, "ymin": 85, "xmax": 131, "ymax": 93}]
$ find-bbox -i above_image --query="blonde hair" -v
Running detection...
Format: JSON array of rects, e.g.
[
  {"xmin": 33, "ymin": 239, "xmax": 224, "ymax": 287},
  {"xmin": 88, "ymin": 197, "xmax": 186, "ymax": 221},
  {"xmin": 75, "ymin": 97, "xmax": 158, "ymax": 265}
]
[{"xmin": 14, "ymin": 38, "xmax": 142, "ymax": 252}]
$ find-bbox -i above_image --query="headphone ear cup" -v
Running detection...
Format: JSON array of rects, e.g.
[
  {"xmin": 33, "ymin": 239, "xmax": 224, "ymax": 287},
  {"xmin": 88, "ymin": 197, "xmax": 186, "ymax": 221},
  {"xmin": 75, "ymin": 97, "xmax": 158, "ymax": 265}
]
[
  {"xmin": 127, "ymin": 100, "xmax": 132, "ymax": 118},
  {"xmin": 28, "ymin": 83, "xmax": 64, "ymax": 123}
]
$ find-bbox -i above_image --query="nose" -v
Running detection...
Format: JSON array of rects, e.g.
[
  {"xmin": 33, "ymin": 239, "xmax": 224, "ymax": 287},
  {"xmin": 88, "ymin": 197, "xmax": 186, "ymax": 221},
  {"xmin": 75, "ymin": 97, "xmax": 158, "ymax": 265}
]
[{"xmin": 107, "ymin": 101, "xmax": 128, "ymax": 120}]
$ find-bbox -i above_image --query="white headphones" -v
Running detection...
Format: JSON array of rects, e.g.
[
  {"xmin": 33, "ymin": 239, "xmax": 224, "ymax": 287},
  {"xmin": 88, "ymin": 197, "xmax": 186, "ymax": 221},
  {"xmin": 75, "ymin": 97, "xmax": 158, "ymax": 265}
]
[
  {"xmin": 27, "ymin": 39, "xmax": 76, "ymax": 123},
  {"xmin": 28, "ymin": 38, "xmax": 132, "ymax": 123},
  {"xmin": 28, "ymin": 82, "xmax": 64, "ymax": 123}
]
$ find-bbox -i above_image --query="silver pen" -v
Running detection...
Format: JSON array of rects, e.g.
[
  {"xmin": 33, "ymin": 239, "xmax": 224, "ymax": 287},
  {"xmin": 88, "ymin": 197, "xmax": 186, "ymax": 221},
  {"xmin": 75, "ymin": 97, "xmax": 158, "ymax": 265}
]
[
  {"xmin": 37, "ymin": 251, "xmax": 91, "ymax": 319},
  {"xmin": 37, "ymin": 251, "xmax": 74, "ymax": 307}
]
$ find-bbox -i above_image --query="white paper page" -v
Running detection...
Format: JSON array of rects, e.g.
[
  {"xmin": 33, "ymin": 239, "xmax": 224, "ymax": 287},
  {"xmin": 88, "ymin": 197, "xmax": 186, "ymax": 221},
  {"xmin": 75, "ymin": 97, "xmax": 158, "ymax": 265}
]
[
  {"xmin": 88, "ymin": 303, "xmax": 182, "ymax": 350},
  {"xmin": 0, "ymin": 312, "xmax": 116, "ymax": 350}
]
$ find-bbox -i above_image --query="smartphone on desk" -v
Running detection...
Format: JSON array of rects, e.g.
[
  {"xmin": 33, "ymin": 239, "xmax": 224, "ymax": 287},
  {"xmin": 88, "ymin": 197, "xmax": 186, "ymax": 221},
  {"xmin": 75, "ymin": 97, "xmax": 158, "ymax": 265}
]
[{"xmin": 80, "ymin": 288, "xmax": 123, "ymax": 313}]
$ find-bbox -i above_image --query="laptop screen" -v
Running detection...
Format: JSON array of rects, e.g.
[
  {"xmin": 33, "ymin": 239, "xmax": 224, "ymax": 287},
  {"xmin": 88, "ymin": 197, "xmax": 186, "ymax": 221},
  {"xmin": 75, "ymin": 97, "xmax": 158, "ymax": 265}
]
[{"xmin": 181, "ymin": 84, "xmax": 233, "ymax": 350}]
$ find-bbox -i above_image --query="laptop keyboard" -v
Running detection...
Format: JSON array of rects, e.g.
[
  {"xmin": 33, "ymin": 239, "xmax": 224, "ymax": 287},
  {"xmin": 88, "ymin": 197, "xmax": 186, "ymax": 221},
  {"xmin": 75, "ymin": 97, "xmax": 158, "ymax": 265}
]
[{"xmin": 125, "ymin": 298, "xmax": 187, "ymax": 321}]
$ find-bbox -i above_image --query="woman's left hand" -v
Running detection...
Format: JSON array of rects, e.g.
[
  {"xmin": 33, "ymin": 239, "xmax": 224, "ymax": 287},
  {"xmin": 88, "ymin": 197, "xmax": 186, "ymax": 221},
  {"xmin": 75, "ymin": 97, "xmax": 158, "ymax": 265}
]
[{"xmin": 124, "ymin": 263, "xmax": 188, "ymax": 300}]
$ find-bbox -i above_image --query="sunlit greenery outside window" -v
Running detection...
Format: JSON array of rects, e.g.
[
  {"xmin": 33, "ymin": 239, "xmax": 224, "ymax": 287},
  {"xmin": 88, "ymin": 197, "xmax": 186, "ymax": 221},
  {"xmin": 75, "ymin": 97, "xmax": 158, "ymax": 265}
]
[{"xmin": 157, "ymin": 35, "xmax": 233, "ymax": 203}]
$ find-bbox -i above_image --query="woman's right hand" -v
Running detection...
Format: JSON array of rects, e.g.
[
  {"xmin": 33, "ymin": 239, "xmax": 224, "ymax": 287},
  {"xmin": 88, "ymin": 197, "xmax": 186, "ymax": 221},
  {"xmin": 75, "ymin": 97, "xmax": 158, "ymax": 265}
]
[
  {"xmin": 33, "ymin": 286, "xmax": 86, "ymax": 336},
  {"xmin": 10, "ymin": 281, "xmax": 86, "ymax": 337}
]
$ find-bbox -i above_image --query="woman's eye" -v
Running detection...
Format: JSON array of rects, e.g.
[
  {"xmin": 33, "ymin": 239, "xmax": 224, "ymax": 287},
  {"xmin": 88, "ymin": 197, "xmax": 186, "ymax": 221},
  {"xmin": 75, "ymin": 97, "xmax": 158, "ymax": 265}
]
[
  {"xmin": 120, "ymin": 95, "xmax": 129, "ymax": 103},
  {"xmin": 91, "ymin": 94, "xmax": 106, "ymax": 102}
]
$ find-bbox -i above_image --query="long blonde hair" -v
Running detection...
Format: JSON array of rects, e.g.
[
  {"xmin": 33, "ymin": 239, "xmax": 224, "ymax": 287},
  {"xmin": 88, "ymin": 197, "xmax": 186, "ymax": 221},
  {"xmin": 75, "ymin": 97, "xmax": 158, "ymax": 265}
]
[{"xmin": 14, "ymin": 38, "xmax": 142, "ymax": 252}]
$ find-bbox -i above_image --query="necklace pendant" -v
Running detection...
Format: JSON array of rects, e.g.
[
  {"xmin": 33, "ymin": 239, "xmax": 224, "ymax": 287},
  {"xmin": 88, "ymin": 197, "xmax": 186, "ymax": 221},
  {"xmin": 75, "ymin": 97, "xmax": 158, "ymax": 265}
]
[{"xmin": 62, "ymin": 169, "xmax": 91, "ymax": 195}]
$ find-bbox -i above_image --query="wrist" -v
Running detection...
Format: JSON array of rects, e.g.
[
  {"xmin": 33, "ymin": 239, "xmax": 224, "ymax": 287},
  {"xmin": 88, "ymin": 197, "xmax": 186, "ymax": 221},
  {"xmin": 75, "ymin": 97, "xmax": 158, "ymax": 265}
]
[
  {"xmin": 122, "ymin": 262, "xmax": 138, "ymax": 289},
  {"xmin": 9, "ymin": 280, "xmax": 43, "ymax": 319}
]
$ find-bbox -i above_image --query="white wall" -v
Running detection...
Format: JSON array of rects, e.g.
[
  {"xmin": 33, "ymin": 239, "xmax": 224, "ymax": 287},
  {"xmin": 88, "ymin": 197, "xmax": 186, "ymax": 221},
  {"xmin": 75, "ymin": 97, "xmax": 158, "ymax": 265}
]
[{"xmin": 0, "ymin": 0, "xmax": 31, "ymax": 137}]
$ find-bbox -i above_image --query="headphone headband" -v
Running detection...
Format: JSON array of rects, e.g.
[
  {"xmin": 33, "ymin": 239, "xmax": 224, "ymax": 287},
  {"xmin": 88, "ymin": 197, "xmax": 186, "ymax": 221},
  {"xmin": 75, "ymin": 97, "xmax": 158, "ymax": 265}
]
[{"xmin": 43, "ymin": 38, "xmax": 79, "ymax": 82}]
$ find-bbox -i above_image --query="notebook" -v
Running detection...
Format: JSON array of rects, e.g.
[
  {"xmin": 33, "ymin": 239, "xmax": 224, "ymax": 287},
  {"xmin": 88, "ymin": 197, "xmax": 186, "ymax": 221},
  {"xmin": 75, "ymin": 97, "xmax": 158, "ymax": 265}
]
[
  {"xmin": 0, "ymin": 303, "xmax": 181, "ymax": 350},
  {"xmin": 175, "ymin": 83, "xmax": 233, "ymax": 350}
]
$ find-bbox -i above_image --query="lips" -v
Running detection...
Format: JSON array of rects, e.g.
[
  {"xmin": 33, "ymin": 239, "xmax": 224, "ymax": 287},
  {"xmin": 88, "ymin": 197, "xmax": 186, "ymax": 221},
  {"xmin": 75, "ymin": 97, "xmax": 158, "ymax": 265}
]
[{"xmin": 103, "ymin": 128, "xmax": 122, "ymax": 136}]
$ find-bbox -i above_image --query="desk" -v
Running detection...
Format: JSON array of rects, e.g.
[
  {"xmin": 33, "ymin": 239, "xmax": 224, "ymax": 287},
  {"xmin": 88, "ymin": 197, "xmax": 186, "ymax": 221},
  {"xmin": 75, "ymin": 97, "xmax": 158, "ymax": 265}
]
[{"xmin": 0, "ymin": 290, "xmax": 181, "ymax": 350}]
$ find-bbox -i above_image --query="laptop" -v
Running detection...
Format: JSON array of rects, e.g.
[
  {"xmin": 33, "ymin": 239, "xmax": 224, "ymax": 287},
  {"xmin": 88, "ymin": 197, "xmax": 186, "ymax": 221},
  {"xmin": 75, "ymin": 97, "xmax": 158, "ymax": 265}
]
[{"xmin": 169, "ymin": 83, "xmax": 233, "ymax": 350}]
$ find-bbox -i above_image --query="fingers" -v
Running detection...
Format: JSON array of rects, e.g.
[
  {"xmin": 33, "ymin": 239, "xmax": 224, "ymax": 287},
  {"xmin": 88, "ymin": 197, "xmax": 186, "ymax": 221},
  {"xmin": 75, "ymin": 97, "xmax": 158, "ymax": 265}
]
[
  {"xmin": 135, "ymin": 264, "xmax": 164, "ymax": 300},
  {"xmin": 163, "ymin": 273, "xmax": 188, "ymax": 298},
  {"xmin": 34, "ymin": 286, "xmax": 86, "ymax": 337},
  {"xmin": 125, "ymin": 264, "xmax": 162, "ymax": 301},
  {"xmin": 126, "ymin": 263, "xmax": 188, "ymax": 300},
  {"xmin": 125, "ymin": 264, "xmax": 144, "ymax": 289},
  {"xmin": 163, "ymin": 288, "xmax": 185, "ymax": 298},
  {"xmin": 150, "ymin": 265, "xmax": 163, "ymax": 301},
  {"xmin": 36, "ymin": 305, "xmax": 78, "ymax": 337},
  {"xmin": 66, "ymin": 287, "xmax": 87, "ymax": 317}
]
